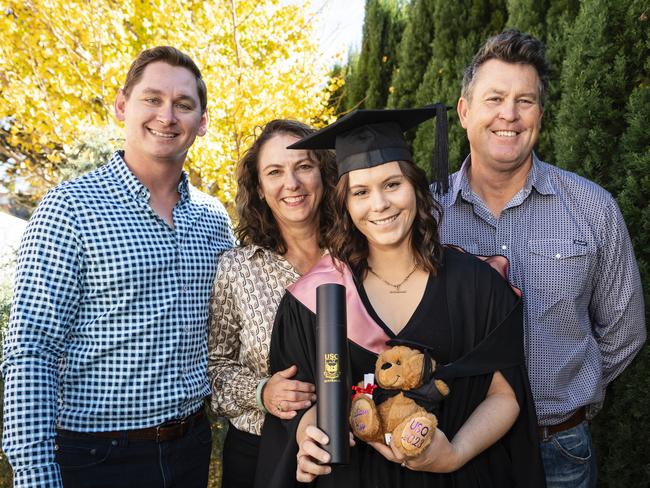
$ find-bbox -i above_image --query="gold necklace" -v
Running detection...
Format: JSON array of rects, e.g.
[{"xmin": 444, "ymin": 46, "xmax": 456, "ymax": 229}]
[{"xmin": 367, "ymin": 264, "xmax": 418, "ymax": 294}]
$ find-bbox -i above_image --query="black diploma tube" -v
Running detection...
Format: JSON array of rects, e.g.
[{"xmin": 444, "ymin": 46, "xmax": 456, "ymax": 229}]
[{"xmin": 316, "ymin": 283, "xmax": 350, "ymax": 465}]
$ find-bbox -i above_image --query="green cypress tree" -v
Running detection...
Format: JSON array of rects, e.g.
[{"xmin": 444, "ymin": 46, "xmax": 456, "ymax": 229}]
[
  {"xmin": 593, "ymin": 83, "xmax": 650, "ymax": 487},
  {"xmin": 537, "ymin": 0, "xmax": 580, "ymax": 161},
  {"xmin": 412, "ymin": 0, "xmax": 508, "ymax": 174},
  {"xmin": 344, "ymin": 0, "xmax": 406, "ymax": 110},
  {"xmin": 340, "ymin": 51, "xmax": 361, "ymax": 112},
  {"xmin": 387, "ymin": 0, "xmax": 436, "ymax": 109},
  {"xmin": 588, "ymin": 6, "xmax": 650, "ymax": 486},
  {"xmin": 343, "ymin": 10, "xmax": 369, "ymax": 111},
  {"xmin": 505, "ymin": 0, "xmax": 549, "ymax": 38},
  {"xmin": 553, "ymin": 0, "xmax": 638, "ymax": 192}
]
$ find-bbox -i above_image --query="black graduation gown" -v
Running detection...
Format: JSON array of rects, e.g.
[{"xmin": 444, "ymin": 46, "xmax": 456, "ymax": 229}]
[{"xmin": 255, "ymin": 247, "xmax": 545, "ymax": 488}]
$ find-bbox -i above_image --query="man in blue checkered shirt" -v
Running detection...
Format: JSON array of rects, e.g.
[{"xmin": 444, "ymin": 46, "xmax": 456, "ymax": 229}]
[
  {"xmin": 2, "ymin": 47, "xmax": 235, "ymax": 488},
  {"xmin": 437, "ymin": 30, "xmax": 646, "ymax": 488}
]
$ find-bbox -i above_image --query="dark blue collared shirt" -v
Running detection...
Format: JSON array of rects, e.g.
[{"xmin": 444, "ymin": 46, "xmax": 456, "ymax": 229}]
[
  {"xmin": 2, "ymin": 152, "xmax": 235, "ymax": 487},
  {"xmin": 437, "ymin": 154, "xmax": 645, "ymax": 426}
]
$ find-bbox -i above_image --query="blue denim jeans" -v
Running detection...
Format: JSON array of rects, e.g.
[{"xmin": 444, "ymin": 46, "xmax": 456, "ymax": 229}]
[
  {"xmin": 540, "ymin": 420, "xmax": 597, "ymax": 488},
  {"xmin": 55, "ymin": 414, "xmax": 212, "ymax": 488}
]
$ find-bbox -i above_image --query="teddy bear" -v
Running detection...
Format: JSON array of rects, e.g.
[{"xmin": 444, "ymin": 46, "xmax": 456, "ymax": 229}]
[{"xmin": 349, "ymin": 345, "xmax": 450, "ymax": 458}]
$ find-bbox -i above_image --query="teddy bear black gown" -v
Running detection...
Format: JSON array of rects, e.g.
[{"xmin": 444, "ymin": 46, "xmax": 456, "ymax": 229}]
[{"xmin": 254, "ymin": 247, "xmax": 546, "ymax": 488}]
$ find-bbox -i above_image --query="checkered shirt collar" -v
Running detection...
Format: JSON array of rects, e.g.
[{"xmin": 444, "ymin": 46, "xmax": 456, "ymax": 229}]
[{"xmin": 108, "ymin": 151, "xmax": 191, "ymax": 203}]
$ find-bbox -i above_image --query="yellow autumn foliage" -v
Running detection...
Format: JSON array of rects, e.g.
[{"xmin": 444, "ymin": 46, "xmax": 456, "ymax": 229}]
[{"xmin": 0, "ymin": 0, "xmax": 336, "ymax": 206}]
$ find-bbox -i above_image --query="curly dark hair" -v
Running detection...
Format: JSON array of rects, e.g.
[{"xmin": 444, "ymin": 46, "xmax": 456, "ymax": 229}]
[
  {"xmin": 328, "ymin": 161, "xmax": 444, "ymax": 280},
  {"xmin": 235, "ymin": 119, "xmax": 337, "ymax": 254},
  {"xmin": 462, "ymin": 29, "xmax": 551, "ymax": 107}
]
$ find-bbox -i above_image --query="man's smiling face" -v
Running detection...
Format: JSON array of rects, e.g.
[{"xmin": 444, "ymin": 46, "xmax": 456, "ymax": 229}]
[
  {"xmin": 457, "ymin": 59, "xmax": 543, "ymax": 174},
  {"xmin": 115, "ymin": 61, "xmax": 207, "ymax": 167}
]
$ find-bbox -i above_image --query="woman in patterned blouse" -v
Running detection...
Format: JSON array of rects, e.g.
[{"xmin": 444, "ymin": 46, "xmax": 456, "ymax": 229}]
[{"xmin": 207, "ymin": 119, "xmax": 337, "ymax": 488}]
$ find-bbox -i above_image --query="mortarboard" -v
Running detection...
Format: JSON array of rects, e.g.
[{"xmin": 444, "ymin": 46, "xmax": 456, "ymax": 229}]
[{"xmin": 288, "ymin": 103, "xmax": 450, "ymax": 194}]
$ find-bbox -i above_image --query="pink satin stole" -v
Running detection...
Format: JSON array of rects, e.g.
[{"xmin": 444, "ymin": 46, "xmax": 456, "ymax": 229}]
[
  {"xmin": 287, "ymin": 256, "xmax": 391, "ymax": 355},
  {"xmin": 286, "ymin": 250, "xmax": 520, "ymax": 356}
]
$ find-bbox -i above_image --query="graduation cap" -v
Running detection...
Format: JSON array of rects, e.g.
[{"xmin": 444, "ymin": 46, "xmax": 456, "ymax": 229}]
[
  {"xmin": 288, "ymin": 103, "xmax": 450, "ymax": 194},
  {"xmin": 386, "ymin": 338, "xmax": 440, "ymax": 385}
]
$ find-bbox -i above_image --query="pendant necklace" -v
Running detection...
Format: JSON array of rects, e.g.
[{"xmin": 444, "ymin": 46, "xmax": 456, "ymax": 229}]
[{"xmin": 367, "ymin": 264, "xmax": 418, "ymax": 294}]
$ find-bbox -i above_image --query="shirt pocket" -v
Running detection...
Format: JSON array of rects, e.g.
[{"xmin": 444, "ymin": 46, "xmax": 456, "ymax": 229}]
[{"xmin": 528, "ymin": 239, "xmax": 588, "ymax": 298}]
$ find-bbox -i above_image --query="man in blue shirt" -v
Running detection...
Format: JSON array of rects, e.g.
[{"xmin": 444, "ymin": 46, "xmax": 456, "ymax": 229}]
[
  {"xmin": 2, "ymin": 46, "xmax": 235, "ymax": 488},
  {"xmin": 438, "ymin": 30, "xmax": 646, "ymax": 488}
]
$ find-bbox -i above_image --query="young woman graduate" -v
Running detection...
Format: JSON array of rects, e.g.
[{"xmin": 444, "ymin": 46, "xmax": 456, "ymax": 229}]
[{"xmin": 254, "ymin": 105, "xmax": 546, "ymax": 488}]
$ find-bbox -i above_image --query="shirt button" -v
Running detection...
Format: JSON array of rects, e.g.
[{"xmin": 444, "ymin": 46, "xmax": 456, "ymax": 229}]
[
  {"xmin": 182, "ymin": 285, "xmax": 188, "ymax": 292},
  {"xmin": 501, "ymin": 245, "xmax": 507, "ymax": 251},
  {"xmin": 555, "ymin": 253, "xmax": 561, "ymax": 259}
]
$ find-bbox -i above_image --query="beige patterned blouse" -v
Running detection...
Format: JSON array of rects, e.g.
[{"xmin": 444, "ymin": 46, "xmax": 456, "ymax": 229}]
[{"xmin": 207, "ymin": 245, "xmax": 300, "ymax": 435}]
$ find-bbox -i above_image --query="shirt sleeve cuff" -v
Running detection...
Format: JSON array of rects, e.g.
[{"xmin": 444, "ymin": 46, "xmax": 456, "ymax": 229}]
[
  {"xmin": 256, "ymin": 377, "xmax": 270, "ymax": 414},
  {"xmin": 12, "ymin": 463, "xmax": 64, "ymax": 488}
]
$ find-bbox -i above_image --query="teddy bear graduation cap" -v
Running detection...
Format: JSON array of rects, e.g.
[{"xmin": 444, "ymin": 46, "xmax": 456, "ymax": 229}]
[
  {"xmin": 348, "ymin": 339, "xmax": 451, "ymax": 458},
  {"xmin": 287, "ymin": 103, "xmax": 450, "ymax": 194}
]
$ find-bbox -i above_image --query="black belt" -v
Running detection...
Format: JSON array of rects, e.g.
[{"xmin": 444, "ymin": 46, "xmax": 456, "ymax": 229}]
[
  {"xmin": 56, "ymin": 408, "xmax": 205, "ymax": 443},
  {"xmin": 538, "ymin": 407, "xmax": 586, "ymax": 440}
]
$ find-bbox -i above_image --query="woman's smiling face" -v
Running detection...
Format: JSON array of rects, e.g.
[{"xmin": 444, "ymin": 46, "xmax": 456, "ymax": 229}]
[
  {"xmin": 257, "ymin": 133, "xmax": 324, "ymax": 235},
  {"xmin": 345, "ymin": 161, "xmax": 416, "ymax": 253}
]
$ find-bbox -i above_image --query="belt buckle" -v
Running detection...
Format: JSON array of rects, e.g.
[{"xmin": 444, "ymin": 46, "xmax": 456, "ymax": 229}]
[{"xmin": 540, "ymin": 426, "xmax": 550, "ymax": 441}]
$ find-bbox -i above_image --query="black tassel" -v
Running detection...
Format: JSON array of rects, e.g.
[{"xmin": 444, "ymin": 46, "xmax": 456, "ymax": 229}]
[{"xmin": 431, "ymin": 103, "xmax": 450, "ymax": 195}]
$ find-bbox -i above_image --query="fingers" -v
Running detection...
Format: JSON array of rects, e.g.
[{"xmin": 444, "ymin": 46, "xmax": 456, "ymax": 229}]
[
  {"xmin": 296, "ymin": 428, "xmax": 332, "ymax": 482},
  {"xmin": 275, "ymin": 366, "xmax": 316, "ymax": 391},
  {"xmin": 277, "ymin": 364, "xmax": 298, "ymax": 379},
  {"xmin": 304, "ymin": 425, "xmax": 329, "ymax": 445},
  {"xmin": 283, "ymin": 378, "xmax": 317, "ymax": 394},
  {"xmin": 368, "ymin": 441, "xmax": 404, "ymax": 464},
  {"xmin": 297, "ymin": 453, "xmax": 331, "ymax": 480},
  {"xmin": 276, "ymin": 365, "xmax": 318, "ymax": 395},
  {"xmin": 265, "ymin": 371, "xmax": 316, "ymax": 417},
  {"xmin": 282, "ymin": 399, "xmax": 312, "ymax": 411},
  {"xmin": 272, "ymin": 401, "xmax": 298, "ymax": 420},
  {"xmin": 270, "ymin": 399, "xmax": 311, "ymax": 419},
  {"xmin": 296, "ymin": 451, "xmax": 331, "ymax": 482}
]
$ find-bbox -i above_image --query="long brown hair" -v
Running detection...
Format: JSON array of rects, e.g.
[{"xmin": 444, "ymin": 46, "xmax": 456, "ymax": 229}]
[
  {"xmin": 235, "ymin": 119, "xmax": 337, "ymax": 254},
  {"xmin": 328, "ymin": 161, "xmax": 444, "ymax": 280}
]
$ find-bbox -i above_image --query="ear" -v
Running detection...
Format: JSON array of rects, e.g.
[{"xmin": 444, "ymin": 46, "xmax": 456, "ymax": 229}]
[
  {"xmin": 457, "ymin": 96, "xmax": 469, "ymax": 129},
  {"xmin": 406, "ymin": 354, "xmax": 424, "ymax": 388},
  {"xmin": 114, "ymin": 90, "xmax": 127, "ymax": 122},
  {"xmin": 197, "ymin": 109, "xmax": 209, "ymax": 137}
]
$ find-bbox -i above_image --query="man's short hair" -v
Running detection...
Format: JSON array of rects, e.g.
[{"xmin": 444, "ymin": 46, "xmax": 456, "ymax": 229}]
[
  {"xmin": 122, "ymin": 46, "xmax": 207, "ymax": 113},
  {"xmin": 461, "ymin": 29, "xmax": 550, "ymax": 107}
]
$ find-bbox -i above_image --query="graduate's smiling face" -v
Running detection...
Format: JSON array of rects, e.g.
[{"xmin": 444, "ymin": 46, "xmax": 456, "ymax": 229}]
[{"xmin": 346, "ymin": 161, "xmax": 416, "ymax": 253}]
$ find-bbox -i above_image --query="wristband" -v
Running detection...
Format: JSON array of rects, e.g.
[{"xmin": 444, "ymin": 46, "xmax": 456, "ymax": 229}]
[{"xmin": 256, "ymin": 377, "xmax": 270, "ymax": 413}]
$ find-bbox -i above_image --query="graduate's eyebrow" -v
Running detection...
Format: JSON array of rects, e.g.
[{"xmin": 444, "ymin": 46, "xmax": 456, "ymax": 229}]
[{"xmin": 348, "ymin": 173, "xmax": 404, "ymax": 191}]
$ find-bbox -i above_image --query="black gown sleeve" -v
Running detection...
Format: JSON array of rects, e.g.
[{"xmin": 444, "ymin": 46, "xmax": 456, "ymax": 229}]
[
  {"xmin": 443, "ymin": 248, "xmax": 546, "ymax": 488},
  {"xmin": 483, "ymin": 266, "xmax": 546, "ymax": 488},
  {"xmin": 254, "ymin": 292, "xmax": 318, "ymax": 488}
]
